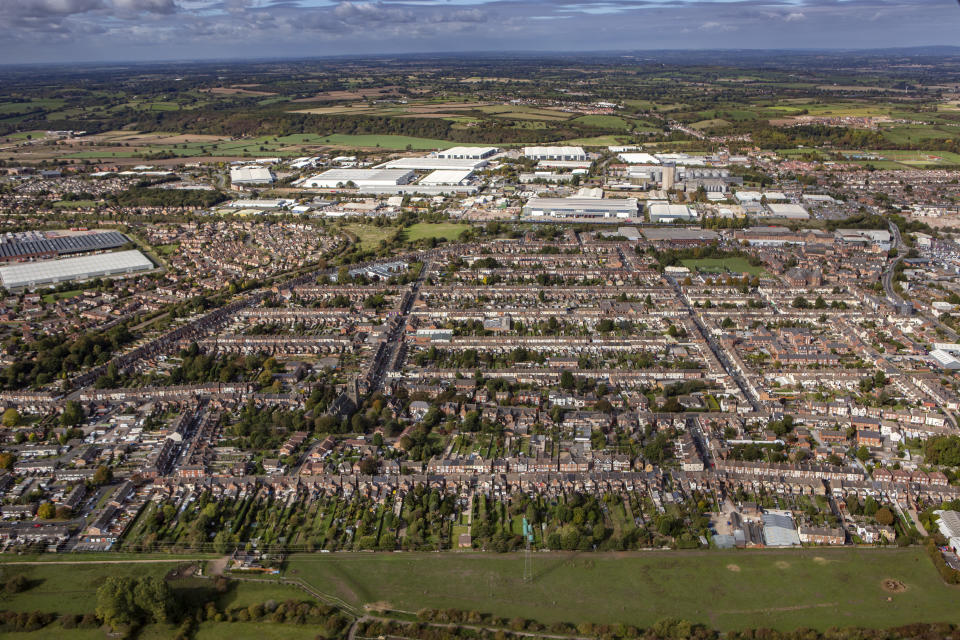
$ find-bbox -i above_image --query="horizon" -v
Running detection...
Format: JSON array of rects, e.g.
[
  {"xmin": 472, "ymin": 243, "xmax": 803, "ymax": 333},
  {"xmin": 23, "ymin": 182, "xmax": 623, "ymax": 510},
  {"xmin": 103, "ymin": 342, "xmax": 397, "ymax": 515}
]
[
  {"xmin": 3, "ymin": 0, "xmax": 960, "ymax": 64},
  {"xmin": 3, "ymin": 44, "xmax": 960, "ymax": 70}
]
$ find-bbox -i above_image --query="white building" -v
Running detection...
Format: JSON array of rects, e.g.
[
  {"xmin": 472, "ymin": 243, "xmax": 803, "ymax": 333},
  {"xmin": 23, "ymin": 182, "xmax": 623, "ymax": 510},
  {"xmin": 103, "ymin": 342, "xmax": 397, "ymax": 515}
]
[
  {"xmin": 419, "ymin": 170, "xmax": 473, "ymax": 186},
  {"xmin": 523, "ymin": 146, "xmax": 587, "ymax": 161},
  {"xmin": 522, "ymin": 197, "xmax": 637, "ymax": 220},
  {"xmin": 302, "ymin": 169, "xmax": 415, "ymax": 189},
  {"xmin": 230, "ymin": 165, "xmax": 275, "ymax": 186},
  {"xmin": 435, "ymin": 146, "xmax": 498, "ymax": 160},
  {"xmin": 378, "ymin": 157, "xmax": 488, "ymax": 171},
  {"xmin": 647, "ymin": 203, "xmax": 696, "ymax": 223}
]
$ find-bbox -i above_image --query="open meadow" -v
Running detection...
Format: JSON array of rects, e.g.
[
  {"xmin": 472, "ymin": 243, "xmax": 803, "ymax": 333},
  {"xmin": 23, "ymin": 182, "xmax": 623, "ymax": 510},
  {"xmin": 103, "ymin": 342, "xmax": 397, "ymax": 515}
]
[{"xmin": 285, "ymin": 548, "xmax": 960, "ymax": 631}]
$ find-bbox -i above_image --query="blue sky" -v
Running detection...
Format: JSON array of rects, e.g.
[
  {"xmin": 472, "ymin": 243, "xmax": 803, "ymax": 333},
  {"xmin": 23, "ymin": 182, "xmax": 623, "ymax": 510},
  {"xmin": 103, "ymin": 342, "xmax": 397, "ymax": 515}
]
[{"xmin": 2, "ymin": 0, "xmax": 959, "ymax": 63}]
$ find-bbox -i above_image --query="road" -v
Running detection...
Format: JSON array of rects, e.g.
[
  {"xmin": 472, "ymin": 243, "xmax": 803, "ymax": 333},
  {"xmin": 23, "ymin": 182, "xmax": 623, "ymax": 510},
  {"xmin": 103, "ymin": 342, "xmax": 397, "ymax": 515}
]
[{"xmin": 665, "ymin": 275, "xmax": 760, "ymax": 411}]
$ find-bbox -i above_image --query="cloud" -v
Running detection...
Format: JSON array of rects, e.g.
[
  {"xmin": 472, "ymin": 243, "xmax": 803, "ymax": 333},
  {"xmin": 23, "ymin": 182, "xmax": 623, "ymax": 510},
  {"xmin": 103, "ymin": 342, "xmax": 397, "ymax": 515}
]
[{"xmin": 0, "ymin": 0, "xmax": 957, "ymax": 63}]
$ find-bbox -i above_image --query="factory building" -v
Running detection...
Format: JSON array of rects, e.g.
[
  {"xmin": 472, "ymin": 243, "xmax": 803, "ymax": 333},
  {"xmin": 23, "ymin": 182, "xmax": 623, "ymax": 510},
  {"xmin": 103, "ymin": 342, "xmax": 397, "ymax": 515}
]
[
  {"xmin": 647, "ymin": 203, "xmax": 697, "ymax": 224},
  {"xmin": 0, "ymin": 250, "xmax": 154, "ymax": 290},
  {"xmin": 522, "ymin": 146, "xmax": 587, "ymax": 162},
  {"xmin": 377, "ymin": 157, "xmax": 488, "ymax": 171},
  {"xmin": 523, "ymin": 197, "xmax": 638, "ymax": 221},
  {"xmin": 762, "ymin": 203, "xmax": 810, "ymax": 220},
  {"xmin": 435, "ymin": 146, "xmax": 498, "ymax": 160},
  {"xmin": 302, "ymin": 169, "xmax": 415, "ymax": 189},
  {"xmin": 0, "ymin": 230, "xmax": 130, "ymax": 263},
  {"xmin": 419, "ymin": 169, "xmax": 474, "ymax": 186},
  {"xmin": 229, "ymin": 165, "xmax": 275, "ymax": 186}
]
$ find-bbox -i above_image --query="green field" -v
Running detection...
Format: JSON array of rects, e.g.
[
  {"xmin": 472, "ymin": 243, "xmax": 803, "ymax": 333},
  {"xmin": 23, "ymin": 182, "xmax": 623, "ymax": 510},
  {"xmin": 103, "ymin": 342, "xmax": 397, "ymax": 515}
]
[
  {"xmin": 403, "ymin": 222, "xmax": 468, "ymax": 242},
  {"xmin": 342, "ymin": 223, "xmax": 396, "ymax": 250},
  {"xmin": 41, "ymin": 289, "xmax": 84, "ymax": 304},
  {"xmin": 681, "ymin": 257, "xmax": 766, "ymax": 276},
  {"xmin": 53, "ymin": 200, "xmax": 99, "ymax": 209},
  {"xmin": 285, "ymin": 549, "xmax": 960, "ymax": 631}
]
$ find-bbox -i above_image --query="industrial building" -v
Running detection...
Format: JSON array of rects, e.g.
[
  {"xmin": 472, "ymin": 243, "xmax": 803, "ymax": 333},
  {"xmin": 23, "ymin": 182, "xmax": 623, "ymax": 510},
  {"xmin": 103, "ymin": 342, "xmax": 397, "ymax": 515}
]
[
  {"xmin": 647, "ymin": 203, "xmax": 697, "ymax": 223},
  {"xmin": 618, "ymin": 152, "xmax": 659, "ymax": 164},
  {"xmin": 762, "ymin": 203, "xmax": 810, "ymax": 220},
  {"xmin": 523, "ymin": 197, "xmax": 638, "ymax": 221},
  {"xmin": 522, "ymin": 146, "xmax": 587, "ymax": 162},
  {"xmin": 229, "ymin": 165, "xmax": 275, "ymax": 186},
  {"xmin": 736, "ymin": 190, "xmax": 787, "ymax": 203},
  {"xmin": 0, "ymin": 250, "xmax": 154, "ymax": 290},
  {"xmin": 835, "ymin": 229, "xmax": 892, "ymax": 251},
  {"xmin": 378, "ymin": 157, "xmax": 488, "ymax": 171},
  {"xmin": 0, "ymin": 230, "xmax": 130, "ymax": 263},
  {"xmin": 641, "ymin": 228, "xmax": 720, "ymax": 246},
  {"xmin": 435, "ymin": 146, "xmax": 498, "ymax": 160},
  {"xmin": 419, "ymin": 169, "xmax": 474, "ymax": 186},
  {"xmin": 302, "ymin": 169, "xmax": 415, "ymax": 189}
]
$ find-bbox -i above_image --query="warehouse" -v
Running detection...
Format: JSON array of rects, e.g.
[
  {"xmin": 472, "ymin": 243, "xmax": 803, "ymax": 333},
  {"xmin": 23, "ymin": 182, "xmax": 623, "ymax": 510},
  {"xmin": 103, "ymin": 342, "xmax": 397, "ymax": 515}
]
[
  {"xmin": 378, "ymin": 157, "xmax": 488, "ymax": 171},
  {"xmin": 229, "ymin": 165, "xmax": 275, "ymax": 186},
  {"xmin": 435, "ymin": 146, "xmax": 498, "ymax": 159},
  {"xmin": 618, "ymin": 152, "xmax": 659, "ymax": 164},
  {"xmin": 762, "ymin": 203, "xmax": 810, "ymax": 220},
  {"xmin": 419, "ymin": 169, "xmax": 473, "ymax": 186},
  {"xmin": 301, "ymin": 169, "xmax": 415, "ymax": 189},
  {"xmin": 522, "ymin": 146, "xmax": 587, "ymax": 161},
  {"xmin": 647, "ymin": 203, "xmax": 697, "ymax": 223},
  {"xmin": 641, "ymin": 228, "xmax": 720, "ymax": 246},
  {"xmin": 0, "ymin": 230, "xmax": 129, "ymax": 263},
  {"xmin": 523, "ymin": 197, "xmax": 638, "ymax": 221},
  {"xmin": 0, "ymin": 250, "xmax": 154, "ymax": 290}
]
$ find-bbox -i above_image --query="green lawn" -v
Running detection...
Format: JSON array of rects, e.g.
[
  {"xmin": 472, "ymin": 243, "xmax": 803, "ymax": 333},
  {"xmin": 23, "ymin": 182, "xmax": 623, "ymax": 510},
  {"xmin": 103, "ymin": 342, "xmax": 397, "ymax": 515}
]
[
  {"xmin": 0, "ymin": 562, "xmax": 173, "ymax": 614},
  {"xmin": 681, "ymin": 257, "xmax": 766, "ymax": 276},
  {"xmin": 53, "ymin": 200, "xmax": 99, "ymax": 209},
  {"xmin": 403, "ymin": 222, "xmax": 468, "ymax": 242},
  {"xmin": 41, "ymin": 289, "xmax": 83, "ymax": 304},
  {"xmin": 571, "ymin": 115, "xmax": 633, "ymax": 130},
  {"xmin": 285, "ymin": 548, "xmax": 960, "ymax": 631}
]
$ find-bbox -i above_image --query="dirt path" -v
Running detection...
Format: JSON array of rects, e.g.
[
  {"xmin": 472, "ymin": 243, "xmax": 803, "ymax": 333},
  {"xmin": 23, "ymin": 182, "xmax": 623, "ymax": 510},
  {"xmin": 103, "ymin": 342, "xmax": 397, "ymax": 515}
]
[{"xmin": 206, "ymin": 556, "xmax": 230, "ymax": 577}]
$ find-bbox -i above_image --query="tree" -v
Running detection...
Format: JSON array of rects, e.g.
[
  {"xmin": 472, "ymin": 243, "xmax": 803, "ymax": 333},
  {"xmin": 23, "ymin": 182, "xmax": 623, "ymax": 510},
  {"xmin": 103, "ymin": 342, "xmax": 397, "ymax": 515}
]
[
  {"xmin": 0, "ymin": 452, "xmax": 14, "ymax": 470},
  {"xmin": 855, "ymin": 445, "xmax": 871, "ymax": 463},
  {"xmin": 37, "ymin": 502, "xmax": 56, "ymax": 520},
  {"xmin": 359, "ymin": 457, "xmax": 379, "ymax": 475},
  {"xmin": 560, "ymin": 371, "xmax": 575, "ymax": 390},
  {"xmin": 875, "ymin": 507, "xmax": 895, "ymax": 526},
  {"xmin": 60, "ymin": 401, "xmax": 84, "ymax": 427},
  {"xmin": 2, "ymin": 408, "xmax": 20, "ymax": 427},
  {"xmin": 92, "ymin": 465, "xmax": 113, "ymax": 485},
  {"xmin": 791, "ymin": 296, "xmax": 810, "ymax": 309}
]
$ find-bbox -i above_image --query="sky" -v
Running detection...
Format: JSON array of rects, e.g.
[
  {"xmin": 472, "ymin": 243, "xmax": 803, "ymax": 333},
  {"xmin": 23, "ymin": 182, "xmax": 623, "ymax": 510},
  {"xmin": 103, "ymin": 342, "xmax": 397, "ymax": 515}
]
[{"xmin": 2, "ymin": 0, "xmax": 959, "ymax": 64}]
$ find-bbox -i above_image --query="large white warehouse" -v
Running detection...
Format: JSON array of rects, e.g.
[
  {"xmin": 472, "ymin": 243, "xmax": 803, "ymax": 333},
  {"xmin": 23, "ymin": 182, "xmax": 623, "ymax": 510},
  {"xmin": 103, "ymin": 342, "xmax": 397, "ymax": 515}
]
[
  {"xmin": 302, "ymin": 169, "xmax": 415, "ymax": 189},
  {"xmin": 522, "ymin": 146, "xmax": 587, "ymax": 161},
  {"xmin": 435, "ymin": 146, "xmax": 498, "ymax": 160},
  {"xmin": 0, "ymin": 250, "xmax": 154, "ymax": 289},
  {"xmin": 230, "ymin": 165, "xmax": 275, "ymax": 186},
  {"xmin": 378, "ymin": 157, "xmax": 488, "ymax": 171}
]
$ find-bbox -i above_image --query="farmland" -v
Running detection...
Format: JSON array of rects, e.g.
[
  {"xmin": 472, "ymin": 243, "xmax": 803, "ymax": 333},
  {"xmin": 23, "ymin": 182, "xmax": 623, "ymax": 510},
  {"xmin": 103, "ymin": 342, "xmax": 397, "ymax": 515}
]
[{"xmin": 285, "ymin": 548, "xmax": 960, "ymax": 632}]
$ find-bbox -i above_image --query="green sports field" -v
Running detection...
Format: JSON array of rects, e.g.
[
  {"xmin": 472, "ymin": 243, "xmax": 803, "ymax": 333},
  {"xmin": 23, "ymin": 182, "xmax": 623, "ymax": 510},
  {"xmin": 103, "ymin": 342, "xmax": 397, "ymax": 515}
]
[
  {"xmin": 284, "ymin": 548, "xmax": 960, "ymax": 631},
  {"xmin": 681, "ymin": 257, "xmax": 766, "ymax": 276},
  {"xmin": 403, "ymin": 222, "xmax": 469, "ymax": 242}
]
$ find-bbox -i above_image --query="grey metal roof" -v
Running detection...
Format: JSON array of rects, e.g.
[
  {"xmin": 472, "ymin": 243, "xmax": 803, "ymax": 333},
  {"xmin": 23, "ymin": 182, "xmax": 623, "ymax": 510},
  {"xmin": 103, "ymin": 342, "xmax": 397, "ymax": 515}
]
[{"xmin": 0, "ymin": 231, "xmax": 129, "ymax": 260}]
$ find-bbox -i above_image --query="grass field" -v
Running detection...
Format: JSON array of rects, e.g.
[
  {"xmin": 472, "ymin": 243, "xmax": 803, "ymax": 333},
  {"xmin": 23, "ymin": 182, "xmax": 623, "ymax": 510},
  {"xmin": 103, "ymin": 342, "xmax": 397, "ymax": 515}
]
[
  {"xmin": 53, "ymin": 200, "xmax": 99, "ymax": 209},
  {"xmin": 285, "ymin": 548, "xmax": 960, "ymax": 631},
  {"xmin": 681, "ymin": 257, "xmax": 766, "ymax": 276},
  {"xmin": 403, "ymin": 222, "xmax": 468, "ymax": 242},
  {"xmin": 342, "ymin": 223, "xmax": 396, "ymax": 250}
]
